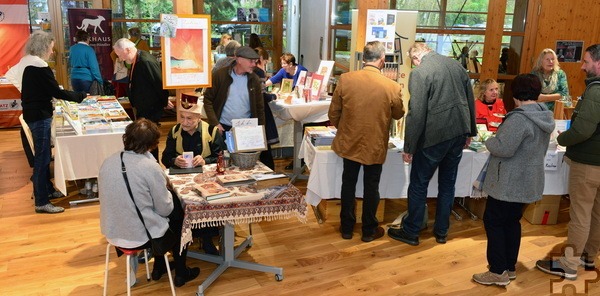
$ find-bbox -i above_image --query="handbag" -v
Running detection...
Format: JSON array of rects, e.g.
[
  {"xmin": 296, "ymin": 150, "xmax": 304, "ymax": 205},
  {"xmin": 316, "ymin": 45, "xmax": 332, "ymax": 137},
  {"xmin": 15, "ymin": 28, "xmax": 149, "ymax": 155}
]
[
  {"xmin": 113, "ymin": 58, "xmax": 129, "ymax": 83},
  {"xmin": 89, "ymin": 80, "xmax": 104, "ymax": 96},
  {"xmin": 120, "ymin": 152, "xmax": 177, "ymax": 256}
]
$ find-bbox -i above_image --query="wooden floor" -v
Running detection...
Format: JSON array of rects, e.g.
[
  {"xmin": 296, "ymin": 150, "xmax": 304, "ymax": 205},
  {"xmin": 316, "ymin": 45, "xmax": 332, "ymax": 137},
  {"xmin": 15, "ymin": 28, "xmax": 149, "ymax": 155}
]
[{"xmin": 1, "ymin": 118, "xmax": 599, "ymax": 296}]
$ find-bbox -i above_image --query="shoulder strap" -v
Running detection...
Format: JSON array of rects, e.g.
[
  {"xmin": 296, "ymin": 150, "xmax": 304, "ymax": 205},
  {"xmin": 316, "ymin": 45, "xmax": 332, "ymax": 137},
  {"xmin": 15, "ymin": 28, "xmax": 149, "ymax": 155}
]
[{"xmin": 120, "ymin": 152, "xmax": 153, "ymax": 240}]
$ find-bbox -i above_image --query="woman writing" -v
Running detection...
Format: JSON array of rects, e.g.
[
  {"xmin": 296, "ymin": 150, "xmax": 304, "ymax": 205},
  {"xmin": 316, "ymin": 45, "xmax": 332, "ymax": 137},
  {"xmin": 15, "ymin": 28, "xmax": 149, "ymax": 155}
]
[
  {"xmin": 472, "ymin": 74, "xmax": 555, "ymax": 286},
  {"xmin": 6, "ymin": 31, "xmax": 87, "ymax": 214},
  {"xmin": 475, "ymin": 79, "xmax": 506, "ymax": 131},
  {"xmin": 531, "ymin": 48, "xmax": 570, "ymax": 111}
]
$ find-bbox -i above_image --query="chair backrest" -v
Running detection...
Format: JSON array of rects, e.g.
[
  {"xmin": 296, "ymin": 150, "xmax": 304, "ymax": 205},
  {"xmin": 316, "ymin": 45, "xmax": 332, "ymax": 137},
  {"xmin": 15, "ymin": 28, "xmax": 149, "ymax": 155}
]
[
  {"xmin": 18, "ymin": 114, "xmax": 35, "ymax": 155},
  {"xmin": 553, "ymin": 100, "xmax": 565, "ymax": 120}
]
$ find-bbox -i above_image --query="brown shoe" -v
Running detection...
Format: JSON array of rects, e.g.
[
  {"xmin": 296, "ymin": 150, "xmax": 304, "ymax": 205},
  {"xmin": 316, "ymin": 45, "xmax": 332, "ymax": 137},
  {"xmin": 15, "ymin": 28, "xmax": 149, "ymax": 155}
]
[{"xmin": 361, "ymin": 226, "xmax": 385, "ymax": 242}]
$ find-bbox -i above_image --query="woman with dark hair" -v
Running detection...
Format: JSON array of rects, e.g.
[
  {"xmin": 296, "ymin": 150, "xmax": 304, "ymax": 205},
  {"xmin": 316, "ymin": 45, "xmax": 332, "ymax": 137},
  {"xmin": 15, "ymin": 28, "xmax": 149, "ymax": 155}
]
[
  {"xmin": 472, "ymin": 73, "xmax": 555, "ymax": 286},
  {"xmin": 265, "ymin": 53, "xmax": 308, "ymax": 88},
  {"xmin": 99, "ymin": 119, "xmax": 199, "ymax": 287},
  {"xmin": 6, "ymin": 31, "xmax": 86, "ymax": 214},
  {"xmin": 253, "ymin": 47, "xmax": 278, "ymax": 169},
  {"xmin": 69, "ymin": 30, "xmax": 103, "ymax": 93},
  {"xmin": 249, "ymin": 33, "xmax": 263, "ymax": 50}
]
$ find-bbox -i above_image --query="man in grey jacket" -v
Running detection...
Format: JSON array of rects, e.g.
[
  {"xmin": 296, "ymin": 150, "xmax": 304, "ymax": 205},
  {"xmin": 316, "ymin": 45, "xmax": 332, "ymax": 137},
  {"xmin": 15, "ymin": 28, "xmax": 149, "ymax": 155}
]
[
  {"xmin": 388, "ymin": 42, "xmax": 477, "ymax": 246},
  {"xmin": 537, "ymin": 44, "xmax": 600, "ymax": 280}
]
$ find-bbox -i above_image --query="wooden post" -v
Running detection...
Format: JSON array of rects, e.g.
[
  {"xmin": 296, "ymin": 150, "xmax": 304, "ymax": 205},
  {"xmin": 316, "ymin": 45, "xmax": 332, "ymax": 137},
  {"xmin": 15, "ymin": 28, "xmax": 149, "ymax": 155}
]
[
  {"xmin": 479, "ymin": 0, "xmax": 507, "ymax": 82},
  {"xmin": 173, "ymin": 0, "xmax": 195, "ymax": 120}
]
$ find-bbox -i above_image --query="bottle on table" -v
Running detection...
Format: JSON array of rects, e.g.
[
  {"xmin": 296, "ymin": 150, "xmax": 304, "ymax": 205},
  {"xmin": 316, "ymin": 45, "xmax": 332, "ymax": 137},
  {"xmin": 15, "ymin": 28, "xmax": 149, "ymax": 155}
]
[{"xmin": 216, "ymin": 151, "xmax": 225, "ymax": 175}]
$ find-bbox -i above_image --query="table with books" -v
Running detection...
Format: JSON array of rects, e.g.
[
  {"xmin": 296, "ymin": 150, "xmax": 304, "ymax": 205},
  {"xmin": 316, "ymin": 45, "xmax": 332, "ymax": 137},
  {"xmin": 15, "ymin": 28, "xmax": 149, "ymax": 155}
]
[
  {"xmin": 52, "ymin": 96, "xmax": 132, "ymax": 201},
  {"xmin": 167, "ymin": 162, "xmax": 307, "ymax": 295},
  {"xmin": 301, "ymin": 135, "xmax": 570, "ymax": 206},
  {"xmin": 268, "ymin": 99, "xmax": 331, "ymax": 182}
]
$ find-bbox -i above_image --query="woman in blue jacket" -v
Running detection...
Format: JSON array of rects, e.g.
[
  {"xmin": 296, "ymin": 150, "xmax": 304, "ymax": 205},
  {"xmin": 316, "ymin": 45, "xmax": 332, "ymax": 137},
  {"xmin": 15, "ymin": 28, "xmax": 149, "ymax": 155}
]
[{"xmin": 69, "ymin": 30, "xmax": 103, "ymax": 93}]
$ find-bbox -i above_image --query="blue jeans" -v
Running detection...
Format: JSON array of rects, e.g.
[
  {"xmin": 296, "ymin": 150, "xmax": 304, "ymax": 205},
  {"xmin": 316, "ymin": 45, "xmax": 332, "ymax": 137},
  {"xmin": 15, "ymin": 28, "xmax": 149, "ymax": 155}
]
[
  {"xmin": 29, "ymin": 118, "xmax": 53, "ymax": 206},
  {"xmin": 71, "ymin": 79, "xmax": 92, "ymax": 93},
  {"xmin": 404, "ymin": 134, "xmax": 467, "ymax": 237}
]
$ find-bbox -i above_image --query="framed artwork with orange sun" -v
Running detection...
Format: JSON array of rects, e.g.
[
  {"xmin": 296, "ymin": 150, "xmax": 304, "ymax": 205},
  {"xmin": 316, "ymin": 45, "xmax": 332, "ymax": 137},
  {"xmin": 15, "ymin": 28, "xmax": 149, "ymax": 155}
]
[{"xmin": 160, "ymin": 14, "xmax": 212, "ymax": 89}]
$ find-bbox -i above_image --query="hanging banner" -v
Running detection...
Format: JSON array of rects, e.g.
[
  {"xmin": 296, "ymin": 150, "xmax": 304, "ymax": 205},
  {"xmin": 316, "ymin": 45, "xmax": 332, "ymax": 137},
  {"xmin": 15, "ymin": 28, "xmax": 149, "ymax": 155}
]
[
  {"xmin": 0, "ymin": 0, "xmax": 30, "ymax": 76},
  {"xmin": 67, "ymin": 9, "xmax": 113, "ymax": 81}
]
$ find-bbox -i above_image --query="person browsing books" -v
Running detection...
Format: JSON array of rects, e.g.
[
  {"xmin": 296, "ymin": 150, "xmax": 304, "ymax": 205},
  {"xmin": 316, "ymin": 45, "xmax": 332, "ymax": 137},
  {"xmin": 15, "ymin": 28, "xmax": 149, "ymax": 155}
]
[
  {"xmin": 264, "ymin": 53, "xmax": 308, "ymax": 89},
  {"xmin": 161, "ymin": 103, "xmax": 226, "ymax": 169},
  {"xmin": 329, "ymin": 41, "xmax": 405, "ymax": 242}
]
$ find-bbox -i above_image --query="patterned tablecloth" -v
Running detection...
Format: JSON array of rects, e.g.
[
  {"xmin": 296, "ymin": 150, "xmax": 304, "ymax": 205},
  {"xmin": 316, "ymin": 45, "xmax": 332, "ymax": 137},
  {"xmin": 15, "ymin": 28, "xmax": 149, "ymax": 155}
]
[{"xmin": 168, "ymin": 163, "xmax": 308, "ymax": 251}]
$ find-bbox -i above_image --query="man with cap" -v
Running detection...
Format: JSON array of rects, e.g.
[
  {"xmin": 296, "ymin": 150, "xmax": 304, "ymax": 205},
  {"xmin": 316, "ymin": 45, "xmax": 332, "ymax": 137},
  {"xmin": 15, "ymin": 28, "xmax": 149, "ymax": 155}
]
[
  {"xmin": 204, "ymin": 46, "xmax": 265, "ymax": 136},
  {"xmin": 161, "ymin": 102, "xmax": 225, "ymax": 255}
]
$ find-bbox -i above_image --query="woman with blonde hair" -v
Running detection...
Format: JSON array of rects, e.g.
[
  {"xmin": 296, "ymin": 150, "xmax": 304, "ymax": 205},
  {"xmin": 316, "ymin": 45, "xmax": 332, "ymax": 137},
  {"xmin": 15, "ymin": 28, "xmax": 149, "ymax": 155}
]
[
  {"xmin": 531, "ymin": 48, "xmax": 569, "ymax": 111},
  {"xmin": 475, "ymin": 79, "xmax": 506, "ymax": 131},
  {"xmin": 215, "ymin": 33, "xmax": 232, "ymax": 54}
]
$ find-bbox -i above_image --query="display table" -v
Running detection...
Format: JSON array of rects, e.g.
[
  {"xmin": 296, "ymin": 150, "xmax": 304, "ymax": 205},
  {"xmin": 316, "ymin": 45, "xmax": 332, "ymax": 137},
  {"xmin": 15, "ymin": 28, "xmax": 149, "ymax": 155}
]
[
  {"xmin": 0, "ymin": 83, "xmax": 22, "ymax": 128},
  {"xmin": 302, "ymin": 136, "xmax": 570, "ymax": 206},
  {"xmin": 268, "ymin": 100, "xmax": 331, "ymax": 182},
  {"xmin": 168, "ymin": 163, "xmax": 307, "ymax": 296},
  {"xmin": 52, "ymin": 96, "xmax": 131, "ymax": 202}
]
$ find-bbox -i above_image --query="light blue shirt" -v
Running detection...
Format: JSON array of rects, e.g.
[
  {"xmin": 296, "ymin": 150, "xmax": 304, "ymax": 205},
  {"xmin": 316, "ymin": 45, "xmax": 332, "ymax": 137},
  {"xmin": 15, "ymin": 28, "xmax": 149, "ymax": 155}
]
[{"xmin": 220, "ymin": 70, "xmax": 251, "ymax": 126}]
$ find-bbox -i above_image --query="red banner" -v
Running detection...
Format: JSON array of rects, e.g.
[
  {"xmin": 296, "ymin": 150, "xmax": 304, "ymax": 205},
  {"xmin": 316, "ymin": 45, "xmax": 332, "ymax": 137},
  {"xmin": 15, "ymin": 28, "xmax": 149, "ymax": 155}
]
[
  {"xmin": 67, "ymin": 9, "xmax": 113, "ymax": 81},
  {"xmin": 0, "ymin": 0, "xmax": 30, "ymax": 76}
]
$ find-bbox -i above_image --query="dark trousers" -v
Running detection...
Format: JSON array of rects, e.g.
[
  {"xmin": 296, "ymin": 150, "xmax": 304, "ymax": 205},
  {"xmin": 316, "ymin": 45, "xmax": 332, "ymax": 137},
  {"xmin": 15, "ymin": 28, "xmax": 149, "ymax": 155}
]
[
  {"xmin": 404, "ymin": 134, "xmax": 466, "ymax": 238},
  {"xmin": 340, "ymin": 158, "xmax": 382, "ymax": 236},
  {"xmin": 483, "ymin": 196, "xmax": 526, "ymax": 274},
  {"xmin": 152, "ymin": 193, "xmax": 188, "ymax": 275}
]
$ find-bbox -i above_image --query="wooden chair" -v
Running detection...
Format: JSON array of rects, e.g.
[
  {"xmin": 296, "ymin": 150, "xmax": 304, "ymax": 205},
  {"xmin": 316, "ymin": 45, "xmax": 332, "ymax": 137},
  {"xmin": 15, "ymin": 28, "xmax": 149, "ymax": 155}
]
[
  {"xmin": 553, "ymin": 100, "xmax": 575, "ymax": 120},
  {"xmin": 103, "ymin": 243, "xmax": 176, "ymax": 296}
]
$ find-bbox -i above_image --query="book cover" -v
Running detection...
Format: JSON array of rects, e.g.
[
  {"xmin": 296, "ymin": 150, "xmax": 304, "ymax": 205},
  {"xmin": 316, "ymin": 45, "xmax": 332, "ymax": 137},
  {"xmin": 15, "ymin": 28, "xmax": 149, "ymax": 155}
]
[
  {"xmin": 216, "ymin": 173, "xmax": 256, "ymax": 187},
  {"xmin": 237, "ymin": 8, "xmax": 248, "ymax": 22},
  {"xmin": 280, "ymin": 78, "xmax": 294, "ymax": 94},
  {"xmin": 309, "ymin": 73, "xmax": 324, "ymax": 101},
  {"xmin": 296, "ymin": 70, "xmax": 307, "ymax": 87},
  {"xmin": 252, "ymin": 174, "xmax": 289, "ymax": 190},
  {"xmin": 194, "ymin": 182, "xmax": 231, "ymax": 200}
]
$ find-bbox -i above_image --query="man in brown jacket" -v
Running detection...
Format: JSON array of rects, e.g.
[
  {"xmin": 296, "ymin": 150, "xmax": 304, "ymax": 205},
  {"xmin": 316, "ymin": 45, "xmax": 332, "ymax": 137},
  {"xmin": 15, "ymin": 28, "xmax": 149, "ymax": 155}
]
[{"xmin": 329, "ymin": 41, "xmax": 405, "ymax": 242}]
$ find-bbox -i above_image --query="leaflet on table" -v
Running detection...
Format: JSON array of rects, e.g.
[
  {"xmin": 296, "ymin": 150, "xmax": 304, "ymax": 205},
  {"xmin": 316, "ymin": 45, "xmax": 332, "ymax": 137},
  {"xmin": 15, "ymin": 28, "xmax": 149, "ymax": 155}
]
[{"xmin": 55, "ymin": 96, "xmax": 131, "ymax": 135}]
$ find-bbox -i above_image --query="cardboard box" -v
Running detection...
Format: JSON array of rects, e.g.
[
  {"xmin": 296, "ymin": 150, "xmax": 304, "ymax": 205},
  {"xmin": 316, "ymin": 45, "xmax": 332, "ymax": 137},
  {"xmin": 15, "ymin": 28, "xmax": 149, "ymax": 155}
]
[
  {"xmin": 465, "ymin": 197, "xmax": 487, "ymax": 220},
  {"xmin": 317, "ymin": 199, "xmax": 385, "ymax": 223},
  {"xmin": 523, "ymin": 195, "xmax": 562, "ymax": 225}
]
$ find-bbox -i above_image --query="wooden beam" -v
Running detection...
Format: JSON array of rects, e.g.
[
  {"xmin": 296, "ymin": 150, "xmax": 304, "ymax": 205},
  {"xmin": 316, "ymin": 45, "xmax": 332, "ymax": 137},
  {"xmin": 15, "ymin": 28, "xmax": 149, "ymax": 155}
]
[
  {"xmin": 355, "ymin": 0, "xmax": 389, "ymax": 54},
  {"xmin": 173, "ymin": 0, "xmax": 195, "ymax": 121},
  {"xmin": 479, "ymin": 0, "xmax": 507, "ymax": 81}
]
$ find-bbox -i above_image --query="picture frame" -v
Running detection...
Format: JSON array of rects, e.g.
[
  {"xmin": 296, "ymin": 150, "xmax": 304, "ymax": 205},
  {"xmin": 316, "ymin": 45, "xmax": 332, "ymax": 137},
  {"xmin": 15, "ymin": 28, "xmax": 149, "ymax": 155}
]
[
  {"xmin": 161, "ymin": 14, "xmax": 212, "ymax": 89},
  {"xmin": 232, "ymin": 125, "xmax": 268, "ymax": 152},
  {"xmin": 280, "ymin": 78, "xmax": 294, "ymax": 93}
]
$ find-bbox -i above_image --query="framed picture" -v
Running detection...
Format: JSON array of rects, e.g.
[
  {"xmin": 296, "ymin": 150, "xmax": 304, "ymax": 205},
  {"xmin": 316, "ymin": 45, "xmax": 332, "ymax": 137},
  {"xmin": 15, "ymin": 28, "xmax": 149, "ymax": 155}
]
[
  {"xmin": 161, "ymin": 14, "xmax": 212, "ymax": 89},
  {"xmin": 232, "ymin": 125, "xmax": 267, "ymax": 152},
  {"xmin": 280, "ymin": 78, "xmax": 294, "ymax": 93}
]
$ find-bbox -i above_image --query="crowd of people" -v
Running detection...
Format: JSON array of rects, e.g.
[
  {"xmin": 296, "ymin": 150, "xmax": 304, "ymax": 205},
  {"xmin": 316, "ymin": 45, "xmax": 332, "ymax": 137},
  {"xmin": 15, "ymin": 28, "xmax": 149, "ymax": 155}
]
[{"xmin": 6, "ymin": 26, "xmax": 600, "ymax": 290}]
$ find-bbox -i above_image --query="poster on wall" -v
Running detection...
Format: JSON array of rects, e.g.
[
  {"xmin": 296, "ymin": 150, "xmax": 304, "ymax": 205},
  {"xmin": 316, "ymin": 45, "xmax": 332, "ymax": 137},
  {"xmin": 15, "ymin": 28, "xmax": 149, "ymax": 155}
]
[
  {"xmin": 67, "ymin": 9, "xmax": 113, "ymax": 81},
  {"xmin": 161, "ymin": 14, "xmax": 211, "ymax": 89},
  {"xmin": 555, "ymin": 40, "xmax": 584, "ymax": 63},
  {"xmin": 0, "ymin": 0, "xmax": 30, "ymax": 76},
  {"xmin": 366, "ymin": 9, "xmax": 397, "ymax": 54}
]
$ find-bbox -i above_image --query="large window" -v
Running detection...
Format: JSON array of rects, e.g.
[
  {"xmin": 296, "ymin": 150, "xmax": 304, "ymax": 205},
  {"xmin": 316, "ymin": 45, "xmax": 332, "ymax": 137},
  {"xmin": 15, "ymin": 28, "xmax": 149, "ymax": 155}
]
[{"xmin": 111, "ymin": 0, "xmax": 173, "ymax": 51}]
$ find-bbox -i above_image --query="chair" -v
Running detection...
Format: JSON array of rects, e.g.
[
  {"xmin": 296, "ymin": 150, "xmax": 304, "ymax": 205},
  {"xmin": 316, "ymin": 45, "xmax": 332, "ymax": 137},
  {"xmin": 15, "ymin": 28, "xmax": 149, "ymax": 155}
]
[{"xmin": 103, "ymin": 243, "xmax": 176, "ymax": 296}]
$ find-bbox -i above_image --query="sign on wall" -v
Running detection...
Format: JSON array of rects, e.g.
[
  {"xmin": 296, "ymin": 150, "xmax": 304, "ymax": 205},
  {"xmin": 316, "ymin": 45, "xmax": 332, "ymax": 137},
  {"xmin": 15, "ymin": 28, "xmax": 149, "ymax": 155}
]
[
  {"xmin": 0, "ymin": 0, "xmax": 30, "ymax": 76},
  {"xmin": 556, "ymin": 40, "xmax": 584, "ymax": 63},
  {"xmin": 67, "ymin": 9, "xmax": 113, "ymax": 81}
]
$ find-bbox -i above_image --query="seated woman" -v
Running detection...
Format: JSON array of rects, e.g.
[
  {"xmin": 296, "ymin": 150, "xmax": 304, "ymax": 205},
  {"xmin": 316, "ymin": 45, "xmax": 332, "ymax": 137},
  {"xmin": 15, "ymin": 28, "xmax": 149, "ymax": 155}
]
[
  {"xmin": 99, "ymin": 119, "xmax": 199, "ymax": 287},
  {"xmin": 475, "ymin": 79, "xmax": 506, "ymax": 132},
  {"xmin": 161, "ymin": 104, "xmax": 225, "ymax": 255},
  {"xmin": 265, "ymin": 53, "xmax": 308, "ymax": 89}
]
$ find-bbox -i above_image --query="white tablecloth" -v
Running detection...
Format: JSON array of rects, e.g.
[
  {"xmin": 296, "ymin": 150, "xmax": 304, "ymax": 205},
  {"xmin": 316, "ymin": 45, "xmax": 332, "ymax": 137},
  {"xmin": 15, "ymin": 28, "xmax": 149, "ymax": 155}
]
[
  {"xmin": 302, "ymin": 137, "xmax": 569, "ymax": 206},
  {"xmin": 53, "ymin": 132, "xmax": 124, "ymax": 195},
  {"xmin": 269, "ymin": 100, "xmax": 331, "ymax": 124}
]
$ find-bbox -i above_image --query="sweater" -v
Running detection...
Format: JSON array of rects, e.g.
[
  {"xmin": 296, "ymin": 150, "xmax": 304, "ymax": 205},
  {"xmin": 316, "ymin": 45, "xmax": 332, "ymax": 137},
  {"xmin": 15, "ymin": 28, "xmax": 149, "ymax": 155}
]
[
  {"xmin": 268, "ymin": 64, "xmax": 308, "ymax": 87},
  {"xmin": 69, "ymin": 42, "xmax": 103, "ymax": 83},
  {"xmin": 99, "ymin": 151, "xmax": 173, "ymax": 247},
  {"xmin": 161, "ymin": 121, "xmax": 225, "ymax": 168},
  {"xmin": 21, "ymin": 65, "xmax": 85, "ymax": 123},
  {"xmin": 483, "ymin": 103, "xmax": 555, "ymax": 203},
  {"xmin": 557, "ymin": 76, "xmax": 600, "ymax": 166}
]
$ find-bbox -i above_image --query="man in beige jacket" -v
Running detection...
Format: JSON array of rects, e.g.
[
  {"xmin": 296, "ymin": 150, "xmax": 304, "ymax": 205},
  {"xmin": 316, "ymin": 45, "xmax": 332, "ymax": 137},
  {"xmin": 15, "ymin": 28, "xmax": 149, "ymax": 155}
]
[{"xmin": 329, "ymin": 41, "xmax": 405, "ymax": 242}]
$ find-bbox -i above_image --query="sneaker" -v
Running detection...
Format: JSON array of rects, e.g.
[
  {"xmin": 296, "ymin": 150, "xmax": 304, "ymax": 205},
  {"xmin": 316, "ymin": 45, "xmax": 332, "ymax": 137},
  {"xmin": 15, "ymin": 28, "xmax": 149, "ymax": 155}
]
[
  {"xmin": 472, "ymin": 270, "xmax": 511, "ymax": 286},
  {"xmin": 48, "ymin": 191, "xmax": 64, "ymax": 199},
  {"xmin": 507, "ymin": 270, "xmax": 517, "ymax": 280},
  {"xmin": 580, "ymin": 256, "xmax": 595, "ymax": 270},
  {"xmin": 35, "ymin": 203, "xmax": 65, "ymax": 214},
  {"xmin": 536, "ymin": 260, "xmax": 577, "ymax": 280}
]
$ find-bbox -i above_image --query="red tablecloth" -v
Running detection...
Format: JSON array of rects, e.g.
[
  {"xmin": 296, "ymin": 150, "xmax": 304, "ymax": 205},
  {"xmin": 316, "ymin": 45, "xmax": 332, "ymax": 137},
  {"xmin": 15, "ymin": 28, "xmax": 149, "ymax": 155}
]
[{"xmin": 0, "ymin": 84, "xmax": 22, "ymax": 128}]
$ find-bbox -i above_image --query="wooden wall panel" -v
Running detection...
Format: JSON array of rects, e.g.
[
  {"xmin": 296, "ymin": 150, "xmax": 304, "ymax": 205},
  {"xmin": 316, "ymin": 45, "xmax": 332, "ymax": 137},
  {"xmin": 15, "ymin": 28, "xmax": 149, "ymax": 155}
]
[{"xmin": 524, "ymin": 0, "xmax": 600, "ymax": 97}]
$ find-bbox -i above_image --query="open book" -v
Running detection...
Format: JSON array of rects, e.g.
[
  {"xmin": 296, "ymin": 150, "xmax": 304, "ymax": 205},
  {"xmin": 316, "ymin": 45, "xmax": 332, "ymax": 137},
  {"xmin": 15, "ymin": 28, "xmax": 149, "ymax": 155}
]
[{"xmin": 194, "ymin": 182, "xmax": 230, "ymax": 201}]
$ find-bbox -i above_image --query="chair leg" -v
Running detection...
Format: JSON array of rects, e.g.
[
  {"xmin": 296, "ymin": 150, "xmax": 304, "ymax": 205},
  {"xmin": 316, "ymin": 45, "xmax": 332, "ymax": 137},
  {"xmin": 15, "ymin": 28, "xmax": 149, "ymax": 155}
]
[
  {"xmin": 164, "ymin": 253, "xmax": 176, "ymax": 296},
  {"xmin": 103, "ymin": 243, "xmax": 111, "ymax": 296},
  {"xmin": 143, "ymin": 249, "xmax": 150, "ymax": 281},
  {"xmin": 125, "ymin": 254, "xmax": 132, "ymax": 296}
]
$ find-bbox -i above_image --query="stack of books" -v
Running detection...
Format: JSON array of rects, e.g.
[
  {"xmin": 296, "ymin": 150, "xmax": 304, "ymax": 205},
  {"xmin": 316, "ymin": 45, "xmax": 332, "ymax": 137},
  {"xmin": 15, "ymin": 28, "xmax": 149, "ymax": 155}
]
[
  {"xmin": 216, "ymin": 173, "xmax": 256, "ymax": 187},
  {"xmin": 194, "ymin": 181, "xmax": 231, "ymax": 201},
  {"xmin": 305, "ymin": 126, "xmax": 337, "ymax": 147}
]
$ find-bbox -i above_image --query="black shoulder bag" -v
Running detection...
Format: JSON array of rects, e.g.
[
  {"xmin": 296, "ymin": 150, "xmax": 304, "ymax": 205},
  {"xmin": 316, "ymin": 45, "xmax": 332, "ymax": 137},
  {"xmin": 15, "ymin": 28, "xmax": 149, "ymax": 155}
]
[{"xmin": 120, "ymin": 152, "xmax": 177, "ymax": 256}]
